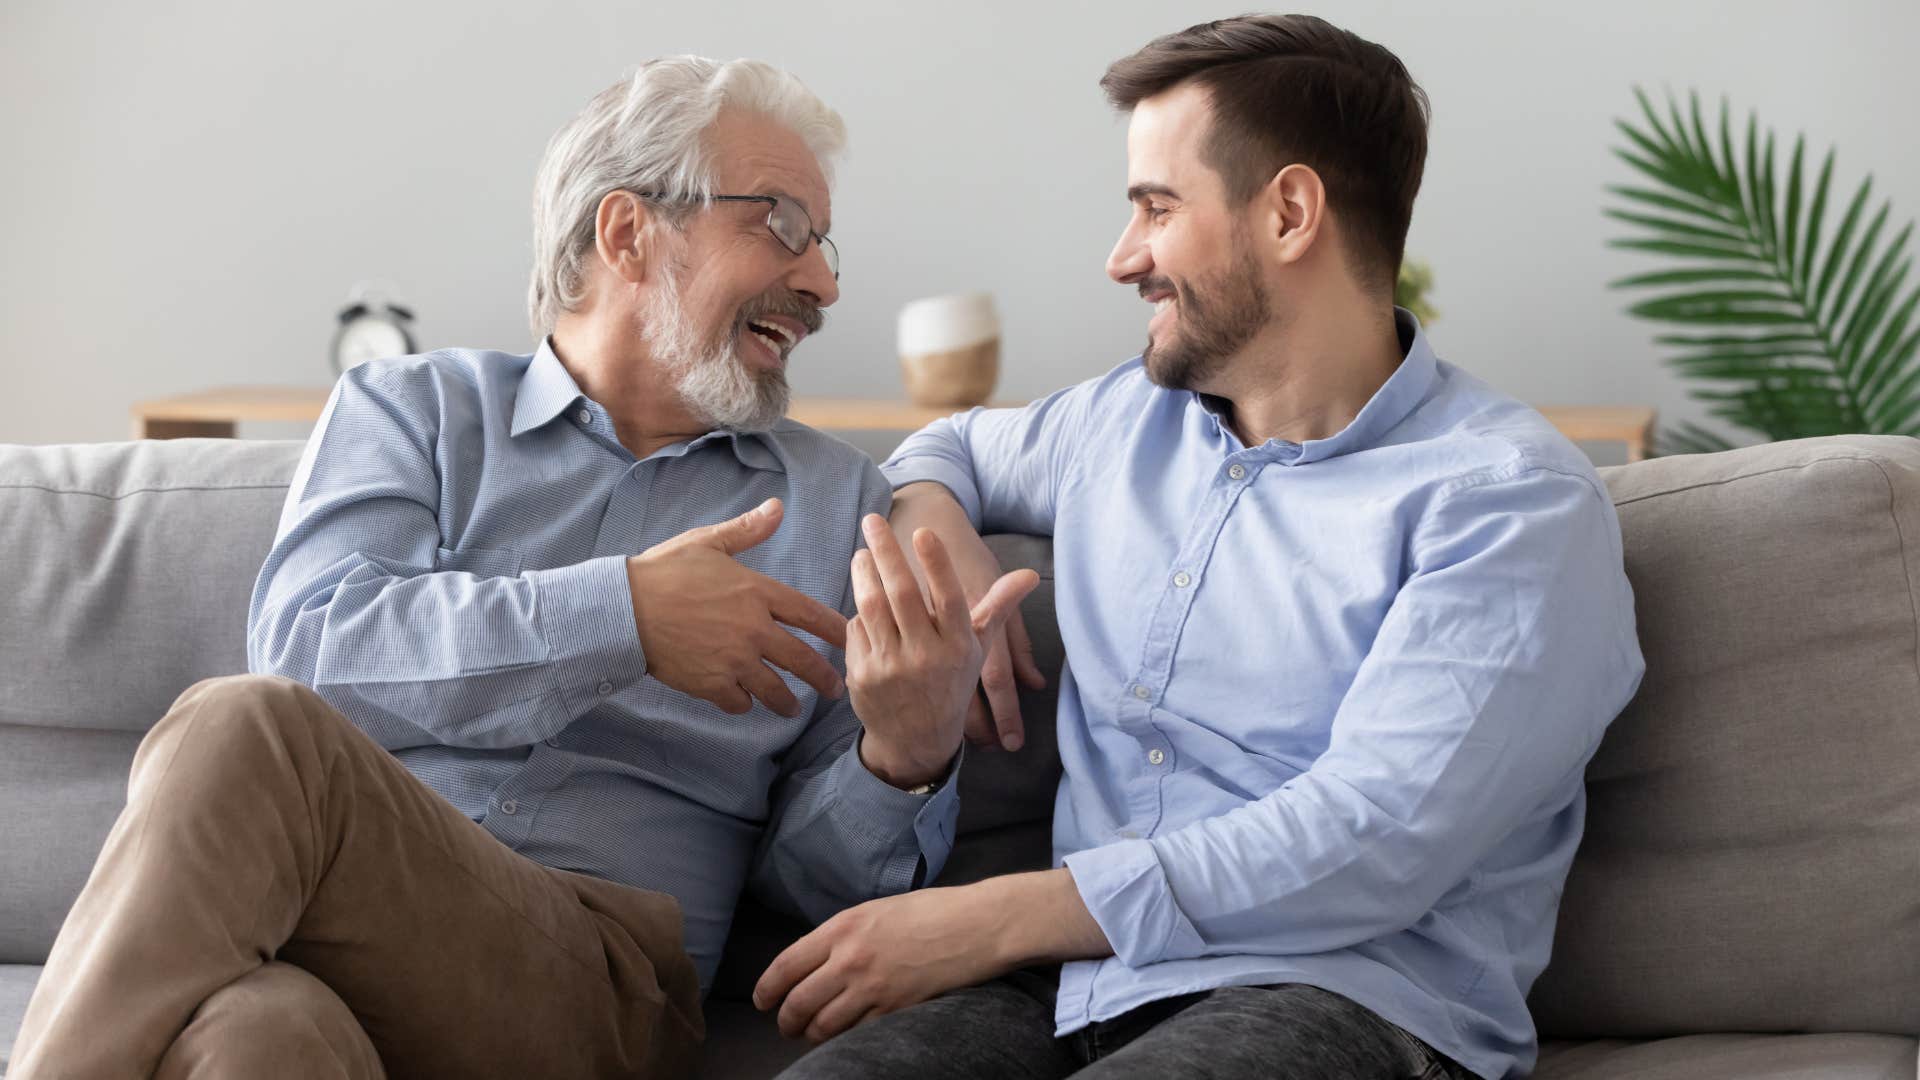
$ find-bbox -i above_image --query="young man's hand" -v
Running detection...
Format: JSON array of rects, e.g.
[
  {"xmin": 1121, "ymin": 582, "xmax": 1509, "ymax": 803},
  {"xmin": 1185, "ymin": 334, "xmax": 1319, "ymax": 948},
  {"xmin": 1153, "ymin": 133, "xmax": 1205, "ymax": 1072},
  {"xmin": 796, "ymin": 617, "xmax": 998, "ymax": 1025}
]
[
  {"xmin": 846, "ymin": 514, "xmax": 1037, "ymax": 789},
  {"xmin": 753, "ymin": 869, "xmax": 1112, "ymax": 1043}
]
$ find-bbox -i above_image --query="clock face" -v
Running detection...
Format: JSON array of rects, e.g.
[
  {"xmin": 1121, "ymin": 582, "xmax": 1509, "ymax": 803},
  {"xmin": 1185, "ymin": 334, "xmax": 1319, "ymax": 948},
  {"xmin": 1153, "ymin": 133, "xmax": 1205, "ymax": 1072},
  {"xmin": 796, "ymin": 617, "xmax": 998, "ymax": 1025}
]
[{"xmin": 336, "ymin": 316, "xmax": 412, "ymax": 371}]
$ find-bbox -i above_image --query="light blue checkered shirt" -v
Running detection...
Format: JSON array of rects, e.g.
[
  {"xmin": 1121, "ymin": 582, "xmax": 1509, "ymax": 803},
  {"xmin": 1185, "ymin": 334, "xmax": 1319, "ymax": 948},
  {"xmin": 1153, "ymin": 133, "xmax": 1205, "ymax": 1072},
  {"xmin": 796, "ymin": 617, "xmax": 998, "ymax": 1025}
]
[
  {"xmin": 883, "ymin": 310, "xmax": 1643, "ymax": 1080},
  {"xmin": 247, "ymin": 341, "xmax": 959, "ymax": 990}
]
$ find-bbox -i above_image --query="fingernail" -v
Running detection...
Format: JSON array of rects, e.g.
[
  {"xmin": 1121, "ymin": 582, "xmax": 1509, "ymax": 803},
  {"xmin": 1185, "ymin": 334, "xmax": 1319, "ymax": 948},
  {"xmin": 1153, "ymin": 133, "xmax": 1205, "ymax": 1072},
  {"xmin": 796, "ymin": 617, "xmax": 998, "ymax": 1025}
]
[
  {"xmin": 1002, "ymin": 733, "xmax": 1023, "ymax": 751},
  {"xmin": 759, "ymin": 498, "xmax": 779, "ymax": 515}
]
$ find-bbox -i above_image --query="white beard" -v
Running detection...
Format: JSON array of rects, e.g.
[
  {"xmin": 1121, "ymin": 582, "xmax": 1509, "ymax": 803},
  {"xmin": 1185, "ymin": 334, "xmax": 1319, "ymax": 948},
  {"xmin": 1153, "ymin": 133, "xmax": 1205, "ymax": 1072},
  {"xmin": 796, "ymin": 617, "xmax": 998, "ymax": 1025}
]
[{"xmin": 642, "ymin": 266, "xmax": 790, "ymax": 434}]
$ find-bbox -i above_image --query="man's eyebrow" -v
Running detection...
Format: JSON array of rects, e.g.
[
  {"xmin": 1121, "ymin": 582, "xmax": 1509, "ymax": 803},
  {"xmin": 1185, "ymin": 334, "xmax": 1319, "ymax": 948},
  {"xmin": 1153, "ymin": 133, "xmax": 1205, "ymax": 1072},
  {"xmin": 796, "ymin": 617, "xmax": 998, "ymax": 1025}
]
[{"xmin": 1127, "ymin": 183, "xmax": 1181, "ymax": 203}]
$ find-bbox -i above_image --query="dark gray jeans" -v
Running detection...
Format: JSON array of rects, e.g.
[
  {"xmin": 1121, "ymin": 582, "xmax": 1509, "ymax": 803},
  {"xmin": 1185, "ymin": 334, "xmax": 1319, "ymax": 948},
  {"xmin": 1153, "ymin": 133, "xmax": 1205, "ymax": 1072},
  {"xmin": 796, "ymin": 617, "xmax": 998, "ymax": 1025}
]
[{"xmin": 777, "ymin": 968, "xmax": 1475, "ymax": 1079}]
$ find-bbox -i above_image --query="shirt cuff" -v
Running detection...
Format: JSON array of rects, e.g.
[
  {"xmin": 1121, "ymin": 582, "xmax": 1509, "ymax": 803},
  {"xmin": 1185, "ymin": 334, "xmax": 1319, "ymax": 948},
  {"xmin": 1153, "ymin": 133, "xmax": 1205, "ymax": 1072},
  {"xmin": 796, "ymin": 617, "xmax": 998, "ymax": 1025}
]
[
  {"xmin": 833, "ymin": 733, "xmax": 964, "ymax": 893},
  {"xmin": 881, "ymin": 457, "xmax": 985, "ymax": 531},
  {"xmin": 526, "ymin": 555, "xmax": 647, "ymax": 716},
  {"xmin": 1062, "ymin": 839, "xmax": 1207, "ymax": 968}
]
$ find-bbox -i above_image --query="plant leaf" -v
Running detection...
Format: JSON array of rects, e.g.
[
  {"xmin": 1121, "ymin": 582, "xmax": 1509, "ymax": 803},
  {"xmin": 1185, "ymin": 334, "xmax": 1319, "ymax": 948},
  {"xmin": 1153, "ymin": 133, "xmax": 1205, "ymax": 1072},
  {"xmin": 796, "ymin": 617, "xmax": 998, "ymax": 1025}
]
[
  {"xmin": 1798, "ymin": 149, "xmax": 1835, "ymax": 294},
  {"xmin": 1604, "ymin": 208, "xmax": 1753, "ymax": 245},
  {"xmin": 1837, "ymin": 230, "xmax": 1912, "ymax": 367},
  {"xmin": 1611, "ymin": 267, "xmax": 1778, "ymax": 288},
  {"xmin": 1864, "ymin": 349, "xmax": 1920, "ymax": 433},
  {"xmin": 1813, "ymin": 176, "xmax": 1874, "ymax": 314},
  {"xmin": 1654, "ymin": 332, "xmax": 1826, "ymax": 348},
  {"xmin": 1609, "ymin": 88, "xmax": 1920, "ymax": 440},
  {"xmin": 1856, "ymin": 284, "xmax": 1920, "ymax": 418},
  {"xmin": 1760, "ymin": 128, "xmax": 1779, "ymax": 260},
  {"xmin": 1783, "ymin": 134, "xmax": 1805, "ymax": 282},
  {"xmin": 1824, "ymin": 199, "xmax": 1891, "ymax": 331},
  {"xmin": 1612, "ymin": 148, "xmax": 1717, "ymax": 200},
  {"xmin": 1610, "ymin": 237, "xmax": 1756, "ymax": 260},
  {"xmin": 1606, "ymin": 184, "xmax": 1740, "ymax": 225}
]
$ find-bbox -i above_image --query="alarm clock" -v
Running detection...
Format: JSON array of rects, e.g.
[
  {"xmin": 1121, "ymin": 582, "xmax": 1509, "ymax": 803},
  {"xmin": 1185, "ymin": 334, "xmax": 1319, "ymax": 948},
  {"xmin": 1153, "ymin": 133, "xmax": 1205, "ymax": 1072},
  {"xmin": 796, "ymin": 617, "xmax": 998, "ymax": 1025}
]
[{"xmin": 331, "ymin": 298, "xmax": 417, "ymax": 374}]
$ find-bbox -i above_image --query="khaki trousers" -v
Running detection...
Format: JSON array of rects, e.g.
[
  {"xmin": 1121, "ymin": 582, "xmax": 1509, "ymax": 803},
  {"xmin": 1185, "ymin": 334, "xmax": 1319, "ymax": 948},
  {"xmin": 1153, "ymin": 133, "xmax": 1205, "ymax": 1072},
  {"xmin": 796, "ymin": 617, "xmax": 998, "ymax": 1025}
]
[{"xmin": 10, "ymin": 675, "xmax": 704, "ymax": 1079}]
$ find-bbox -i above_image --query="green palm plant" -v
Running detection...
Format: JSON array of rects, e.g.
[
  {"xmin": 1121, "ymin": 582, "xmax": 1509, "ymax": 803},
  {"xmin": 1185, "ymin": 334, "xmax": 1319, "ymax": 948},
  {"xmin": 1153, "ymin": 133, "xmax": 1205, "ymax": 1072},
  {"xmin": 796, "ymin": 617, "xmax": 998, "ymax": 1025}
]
[{"xmin": 1608, "ymin": 88, "xmax": 1920, "ymax": 453}]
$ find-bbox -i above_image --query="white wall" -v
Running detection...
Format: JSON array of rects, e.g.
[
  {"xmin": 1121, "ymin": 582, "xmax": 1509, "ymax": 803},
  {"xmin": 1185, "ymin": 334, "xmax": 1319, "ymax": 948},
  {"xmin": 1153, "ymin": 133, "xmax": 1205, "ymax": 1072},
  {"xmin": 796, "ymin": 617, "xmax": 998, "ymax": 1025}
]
[{"xmin": 2, "ymin": 0, "xmax": 1913, "ymax": 447}]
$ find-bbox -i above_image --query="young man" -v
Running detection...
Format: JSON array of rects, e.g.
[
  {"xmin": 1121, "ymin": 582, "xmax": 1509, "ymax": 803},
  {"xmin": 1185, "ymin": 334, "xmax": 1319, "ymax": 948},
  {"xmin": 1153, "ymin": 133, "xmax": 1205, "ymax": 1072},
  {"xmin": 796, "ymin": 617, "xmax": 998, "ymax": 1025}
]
[
  {"xmin": 759, "ymin": 16, "xmax": 1643, "ymax": 1079},
  {"xmin": 11, "ymin": 57, "xmax": 1027, "ymax": 1079}
]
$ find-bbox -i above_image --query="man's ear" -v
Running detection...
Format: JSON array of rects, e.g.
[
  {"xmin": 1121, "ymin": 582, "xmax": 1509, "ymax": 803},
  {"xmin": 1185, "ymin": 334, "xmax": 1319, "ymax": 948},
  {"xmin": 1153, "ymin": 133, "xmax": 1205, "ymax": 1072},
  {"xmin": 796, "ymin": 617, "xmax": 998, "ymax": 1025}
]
[
  {"xmin": 1260, "ymin": 163, "xmax": 1326, "ymax": 267},
  {"xmin": 594, "ymin": 190, "xmax": 657, "ymax": 286}
]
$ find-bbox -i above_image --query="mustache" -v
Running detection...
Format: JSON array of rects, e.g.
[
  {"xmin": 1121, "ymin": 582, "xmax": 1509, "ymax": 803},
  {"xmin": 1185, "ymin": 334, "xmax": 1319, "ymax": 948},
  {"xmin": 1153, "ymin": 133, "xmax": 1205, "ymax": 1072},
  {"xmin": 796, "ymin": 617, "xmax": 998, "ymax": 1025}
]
[
  {"xmin": 1137, "ymin": 276, "xmax": 1177, "ymax": 301},
  {"xmin": 737, "ymin": 289, "xmax": 826, "ymax": 335}
]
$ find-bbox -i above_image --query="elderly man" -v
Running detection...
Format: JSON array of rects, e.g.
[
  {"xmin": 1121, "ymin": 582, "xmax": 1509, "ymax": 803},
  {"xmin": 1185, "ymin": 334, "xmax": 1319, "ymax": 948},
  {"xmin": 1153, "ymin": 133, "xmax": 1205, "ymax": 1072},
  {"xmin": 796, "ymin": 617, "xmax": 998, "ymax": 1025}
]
[
  {"xmin": 759, "ymin": 15, "xmax": 1644, "ymax": 1080},
  {"xmin": 10, "ymin": 57, "xmax": 1027, "ymax": 1079}
]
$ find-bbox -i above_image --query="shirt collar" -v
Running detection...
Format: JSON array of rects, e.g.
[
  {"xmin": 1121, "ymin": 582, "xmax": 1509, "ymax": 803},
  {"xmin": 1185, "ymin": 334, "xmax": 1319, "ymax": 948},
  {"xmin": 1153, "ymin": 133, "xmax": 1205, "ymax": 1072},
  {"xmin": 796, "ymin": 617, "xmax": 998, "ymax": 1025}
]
[
  {"xmin": 510, "ymin": 337, "xmax": 785, "ymax": 474},
  {"xmin": 510, "ymin": 338, "xmax": 588, "ymax": 437},
  {"xmin": 1197, "ymin": 307, "xmax": 1438, "ymax": 465}
]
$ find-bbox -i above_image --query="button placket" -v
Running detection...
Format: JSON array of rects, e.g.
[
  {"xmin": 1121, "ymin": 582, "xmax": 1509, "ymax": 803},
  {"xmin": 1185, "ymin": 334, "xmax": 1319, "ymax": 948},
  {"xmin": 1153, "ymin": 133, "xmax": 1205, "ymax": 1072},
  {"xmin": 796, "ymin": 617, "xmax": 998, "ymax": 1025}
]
[
  {"xmin": 591, "ymin": 461, "xmax": 655, "ymax": 558},
  {"xmin": 1121, "ymin": 454, "xmax": 1261, "ymax": 828}
]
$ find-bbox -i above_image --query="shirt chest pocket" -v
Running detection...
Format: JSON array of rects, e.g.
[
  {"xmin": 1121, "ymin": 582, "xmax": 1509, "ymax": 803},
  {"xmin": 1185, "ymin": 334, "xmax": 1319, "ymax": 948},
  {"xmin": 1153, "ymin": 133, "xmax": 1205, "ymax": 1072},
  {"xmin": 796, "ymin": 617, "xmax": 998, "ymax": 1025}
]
[{"xmin": 434, "ymin": 545, "xmax": 523, "ymax": 578}]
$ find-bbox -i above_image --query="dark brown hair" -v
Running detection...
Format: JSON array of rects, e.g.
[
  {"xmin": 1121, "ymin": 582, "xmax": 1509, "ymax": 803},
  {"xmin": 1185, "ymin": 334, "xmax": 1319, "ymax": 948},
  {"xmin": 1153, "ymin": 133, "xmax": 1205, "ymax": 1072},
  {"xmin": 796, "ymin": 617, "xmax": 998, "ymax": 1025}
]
[{"xmin": 1101, "ymin": 14, "xmax": 1429, "ymax": 293}]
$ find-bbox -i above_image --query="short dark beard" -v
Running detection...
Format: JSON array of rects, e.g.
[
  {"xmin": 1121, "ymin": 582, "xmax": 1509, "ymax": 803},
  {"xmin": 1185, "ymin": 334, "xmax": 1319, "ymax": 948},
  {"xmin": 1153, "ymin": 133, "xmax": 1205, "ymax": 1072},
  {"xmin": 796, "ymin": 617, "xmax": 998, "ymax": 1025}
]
[{"xmin": 1140, "ymin": 229, "xmax": 1271, "ymax": 392}]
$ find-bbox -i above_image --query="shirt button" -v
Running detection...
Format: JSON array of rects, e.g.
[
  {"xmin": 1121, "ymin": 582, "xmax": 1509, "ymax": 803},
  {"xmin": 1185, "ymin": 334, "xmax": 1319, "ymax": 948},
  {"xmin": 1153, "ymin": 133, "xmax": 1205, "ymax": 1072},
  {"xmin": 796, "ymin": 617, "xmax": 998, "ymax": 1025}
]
[
  {"xmin": 1147, "ymin": 749, "xmax": 1166, "ymax": 766},
  {"xmin": 596, "ymin": 681, "xmax": 613, "ymax": 696},
  {"xmin": 544, "ymin": 737, "xmax": 560, "ymax": 748},
  {"xmin": 1172, "ymin": 571, "xmax": 1192, "ymax": 588},
  {"xmin": 1228, "ymin": 463, "xmax": 1247, "ymax": 481},
  {"xmin": 1132, "ymin": 685, "xmax": 1151, "ymax": 700},
  {"xmin": 574, "ymin": 408, "xmax": 592, "ymax": 426},
  {"xmin": 499, "ymin": 800, "xmax": 518, "ymax": 816}
]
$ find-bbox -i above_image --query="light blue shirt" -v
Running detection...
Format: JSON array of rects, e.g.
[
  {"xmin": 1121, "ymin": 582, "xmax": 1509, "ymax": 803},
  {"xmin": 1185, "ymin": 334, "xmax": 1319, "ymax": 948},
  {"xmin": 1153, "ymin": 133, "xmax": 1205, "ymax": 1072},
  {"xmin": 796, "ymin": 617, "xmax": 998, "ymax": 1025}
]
[
  {"xmin": 248, "ymin": 341, "xmax": 959, "ymax": 990},
  {"xmin": 883, "ymin": 311, "xmax": 1642, "ymax": 1079}
]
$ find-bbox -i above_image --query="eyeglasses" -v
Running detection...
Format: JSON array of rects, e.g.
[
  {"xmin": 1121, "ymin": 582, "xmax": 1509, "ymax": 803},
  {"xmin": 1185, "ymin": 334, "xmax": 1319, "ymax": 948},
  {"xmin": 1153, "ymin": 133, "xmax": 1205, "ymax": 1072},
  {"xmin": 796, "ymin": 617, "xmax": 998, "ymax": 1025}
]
[{"xmin": 633, "ymin": 191, "xmax": 839, "ymax": 280}]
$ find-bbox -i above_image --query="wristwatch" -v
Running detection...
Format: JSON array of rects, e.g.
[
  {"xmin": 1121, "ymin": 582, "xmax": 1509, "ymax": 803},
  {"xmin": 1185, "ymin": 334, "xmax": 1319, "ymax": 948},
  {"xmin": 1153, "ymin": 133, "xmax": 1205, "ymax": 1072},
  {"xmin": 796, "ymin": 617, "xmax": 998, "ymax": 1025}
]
[{"xmin": 903, "ymin": 776, "xmax": 943, "ymax": 797}]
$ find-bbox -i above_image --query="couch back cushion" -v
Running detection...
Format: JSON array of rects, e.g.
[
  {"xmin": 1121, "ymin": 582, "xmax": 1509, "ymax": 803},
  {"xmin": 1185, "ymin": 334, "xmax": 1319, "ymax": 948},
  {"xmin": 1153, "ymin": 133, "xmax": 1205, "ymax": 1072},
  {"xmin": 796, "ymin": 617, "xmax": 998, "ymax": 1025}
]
[
  {"xmin": 1530, "ymin": 435, "xmax": 1920, "ymax": 1038},
  {"xmin": 0, "ymin": 438, "xmax": 305, "ymax": 961}
]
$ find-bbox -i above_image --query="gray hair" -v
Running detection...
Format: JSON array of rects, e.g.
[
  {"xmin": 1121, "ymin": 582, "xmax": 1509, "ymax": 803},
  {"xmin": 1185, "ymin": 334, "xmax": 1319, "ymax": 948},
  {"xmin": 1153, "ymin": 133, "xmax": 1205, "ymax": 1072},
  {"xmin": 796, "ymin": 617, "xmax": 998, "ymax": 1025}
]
[{"xmin": 527, "ymin": 57, "xmax": 847, "ymax": 336}]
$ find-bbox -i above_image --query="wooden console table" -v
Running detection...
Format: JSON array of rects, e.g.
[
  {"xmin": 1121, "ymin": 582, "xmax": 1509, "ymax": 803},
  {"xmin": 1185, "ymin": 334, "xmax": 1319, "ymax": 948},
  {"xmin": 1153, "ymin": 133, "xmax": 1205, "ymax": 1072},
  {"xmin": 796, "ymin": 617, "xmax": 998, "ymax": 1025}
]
[{"xmin": 132, "ymin": 390, "xmax": 1656, "ymax": 462}]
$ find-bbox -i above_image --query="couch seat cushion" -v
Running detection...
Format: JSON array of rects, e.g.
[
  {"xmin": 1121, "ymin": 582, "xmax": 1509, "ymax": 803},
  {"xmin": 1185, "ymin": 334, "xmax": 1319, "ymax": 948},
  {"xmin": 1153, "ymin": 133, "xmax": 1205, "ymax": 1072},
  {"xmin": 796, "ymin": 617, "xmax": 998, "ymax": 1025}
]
[{"xmin": 1536, "ymin": 1032, "xmax": 1917, "ymax": 1079}]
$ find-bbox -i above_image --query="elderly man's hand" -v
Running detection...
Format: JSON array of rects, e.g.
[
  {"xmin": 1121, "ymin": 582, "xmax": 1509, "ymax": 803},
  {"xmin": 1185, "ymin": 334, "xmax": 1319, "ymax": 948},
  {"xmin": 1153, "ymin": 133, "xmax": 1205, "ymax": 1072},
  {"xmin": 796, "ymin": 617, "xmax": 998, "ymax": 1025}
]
[
  {"xmin": 888, "ymin": 482, "xmax": 1048, "ymax": 754},
  {"xmin": 625, "ymin": 498, "xmax": 848, "ymax": 717},
  {"xmin": 847, "ymin": 515, "xmax": 1038, "ymax": 788}
]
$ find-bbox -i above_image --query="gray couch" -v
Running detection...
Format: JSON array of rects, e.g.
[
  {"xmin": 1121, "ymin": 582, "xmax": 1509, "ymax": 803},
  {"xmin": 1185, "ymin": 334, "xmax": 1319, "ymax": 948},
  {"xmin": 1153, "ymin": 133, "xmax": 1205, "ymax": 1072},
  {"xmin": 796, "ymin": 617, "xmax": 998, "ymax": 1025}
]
[{"xmin": 1, "ymin": 434, "xmax": 1916, "ymax": 1079}]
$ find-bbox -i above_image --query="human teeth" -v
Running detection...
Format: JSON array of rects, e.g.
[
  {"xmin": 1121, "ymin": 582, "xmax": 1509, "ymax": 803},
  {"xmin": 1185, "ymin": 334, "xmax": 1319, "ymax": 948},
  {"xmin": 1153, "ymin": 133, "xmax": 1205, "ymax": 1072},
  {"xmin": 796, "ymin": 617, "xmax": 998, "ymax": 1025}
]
[
  {"xmin": 1155, "ymin": 299, "xmax": 1173, "ymax": 313},
  {"xmin": 750, "ymin": 320, "xmax": 796, "ymax": 348}
]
